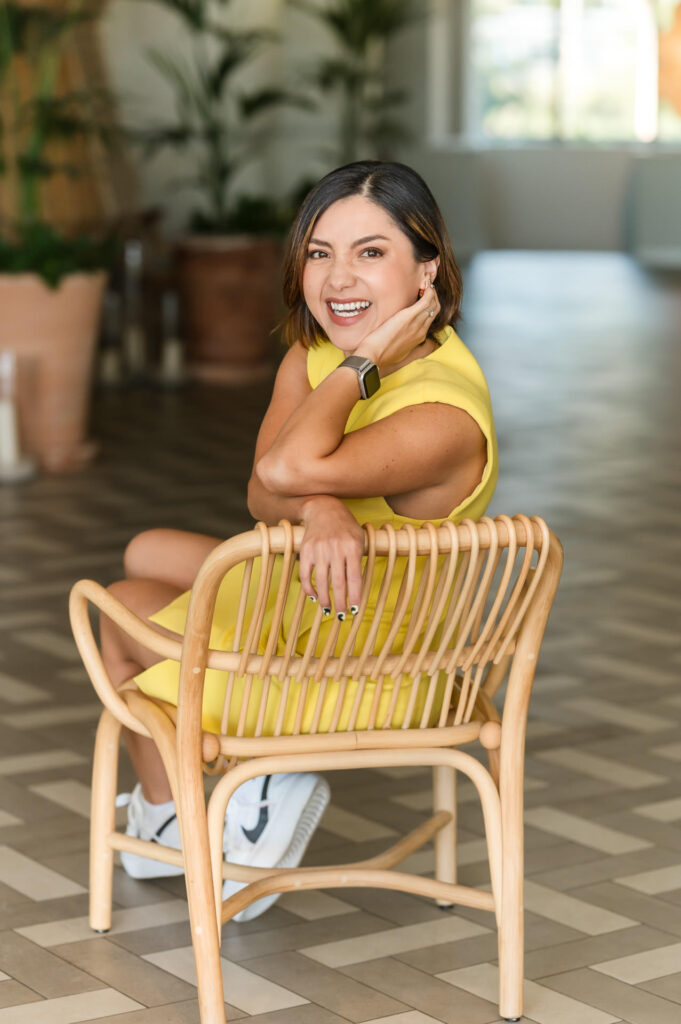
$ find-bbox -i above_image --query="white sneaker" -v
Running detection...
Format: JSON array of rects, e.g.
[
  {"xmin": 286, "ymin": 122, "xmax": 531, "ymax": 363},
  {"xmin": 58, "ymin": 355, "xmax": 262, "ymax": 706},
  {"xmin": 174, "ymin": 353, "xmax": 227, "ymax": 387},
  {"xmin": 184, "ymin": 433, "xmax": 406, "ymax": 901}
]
[
  {"xmin": 222, "ymin": 772, "xmax": 330, "ymax": 922},
  {"xmin": 118, "ymin": 784, "xmax": 184, "ymax": 879}
]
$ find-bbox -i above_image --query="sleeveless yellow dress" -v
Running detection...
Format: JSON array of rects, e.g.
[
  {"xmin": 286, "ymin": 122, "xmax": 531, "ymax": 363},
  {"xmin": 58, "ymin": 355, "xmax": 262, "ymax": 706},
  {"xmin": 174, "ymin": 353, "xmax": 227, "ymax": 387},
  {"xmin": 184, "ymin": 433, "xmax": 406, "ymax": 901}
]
[{"xmin": 136, "ymin": 325, "xmax": 498, "ymax": 735}]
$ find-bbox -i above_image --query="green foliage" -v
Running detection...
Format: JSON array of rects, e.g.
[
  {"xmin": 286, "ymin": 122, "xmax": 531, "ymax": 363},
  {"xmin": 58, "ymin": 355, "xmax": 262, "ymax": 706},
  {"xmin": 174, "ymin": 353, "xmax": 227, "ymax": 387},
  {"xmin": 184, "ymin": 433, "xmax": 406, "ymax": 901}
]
[
  {"xmin": 293, "ymin": 0, "xmax": 414, "ymax": 163},
  {"xmin": 135, "ymin": 0, "xmax": 296, "ymax": 234},
  {"xmin": 190, "ymin": 194, "xmax": 293, "ymax": 236},
  {"xmin": 0, "ymin": 0, "xmax": 116, "ymax": 284},
  {"xmin": 0, "ymin": 222, "xmax": 114, "ymax": 288}
]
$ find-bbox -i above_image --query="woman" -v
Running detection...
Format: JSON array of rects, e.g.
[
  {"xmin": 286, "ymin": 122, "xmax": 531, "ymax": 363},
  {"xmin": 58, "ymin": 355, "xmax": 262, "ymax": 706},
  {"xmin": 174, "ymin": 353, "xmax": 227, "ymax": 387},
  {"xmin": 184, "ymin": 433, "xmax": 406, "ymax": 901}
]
[{"xmin": 103, "ymin": 160, "xmax": 498, "ymax": 920}]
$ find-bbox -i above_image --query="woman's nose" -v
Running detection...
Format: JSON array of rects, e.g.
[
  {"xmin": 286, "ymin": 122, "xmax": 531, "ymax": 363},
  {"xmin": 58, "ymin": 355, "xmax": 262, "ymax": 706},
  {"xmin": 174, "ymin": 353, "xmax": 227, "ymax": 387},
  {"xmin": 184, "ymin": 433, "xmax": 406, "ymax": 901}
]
[{"xmin": 327, "ymin": 258, "xmax": 357, "ymax": 291}]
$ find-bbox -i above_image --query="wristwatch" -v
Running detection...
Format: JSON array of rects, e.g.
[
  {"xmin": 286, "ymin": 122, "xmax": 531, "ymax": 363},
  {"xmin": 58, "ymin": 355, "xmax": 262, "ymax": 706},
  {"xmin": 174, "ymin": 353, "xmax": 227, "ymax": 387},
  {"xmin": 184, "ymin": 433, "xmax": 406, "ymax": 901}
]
[{"xmin": 339, "ymin": 355, "xmax": 380, "ymax": 400}]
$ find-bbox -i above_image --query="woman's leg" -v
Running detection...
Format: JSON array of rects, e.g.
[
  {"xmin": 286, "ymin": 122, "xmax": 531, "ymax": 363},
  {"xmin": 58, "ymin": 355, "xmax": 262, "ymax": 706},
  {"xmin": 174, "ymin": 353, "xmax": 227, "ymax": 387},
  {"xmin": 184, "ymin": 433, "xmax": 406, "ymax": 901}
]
[
  {"xmin": 124, "ymin": 528, "xmax": 223, "ymax": 588},
  {"xmin": 101, "ymin": 529, "xmax": 223, "ymax": 803}
]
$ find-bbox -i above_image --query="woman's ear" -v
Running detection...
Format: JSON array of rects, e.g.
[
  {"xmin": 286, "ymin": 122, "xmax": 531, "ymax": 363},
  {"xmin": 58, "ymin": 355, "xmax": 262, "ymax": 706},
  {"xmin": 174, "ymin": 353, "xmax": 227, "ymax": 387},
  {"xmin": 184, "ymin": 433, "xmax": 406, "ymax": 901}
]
[{"xmin": 424, "ymin": 256, "xmax": 440, "ymax": 283}]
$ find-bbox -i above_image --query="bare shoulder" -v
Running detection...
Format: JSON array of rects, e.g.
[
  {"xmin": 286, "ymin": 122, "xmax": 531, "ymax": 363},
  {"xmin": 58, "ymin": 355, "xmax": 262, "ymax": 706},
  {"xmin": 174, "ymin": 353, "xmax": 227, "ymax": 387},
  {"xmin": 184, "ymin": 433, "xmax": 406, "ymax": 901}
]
[
  {"xmin": 253, "ymin": 342, "xmax": 311, "ymax": 460},
  {"xmin": 385, "ymin": 402, "xmax": 486, "ymax": 464}
]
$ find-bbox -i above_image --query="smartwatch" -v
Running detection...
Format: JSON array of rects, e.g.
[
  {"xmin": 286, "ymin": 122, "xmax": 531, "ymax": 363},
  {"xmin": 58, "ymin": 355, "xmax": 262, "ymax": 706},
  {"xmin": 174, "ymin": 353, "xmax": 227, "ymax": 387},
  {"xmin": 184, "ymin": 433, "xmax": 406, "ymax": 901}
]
[{"xmin": 339, "ymin": 355, "xmax": 380, "ymax": 400}]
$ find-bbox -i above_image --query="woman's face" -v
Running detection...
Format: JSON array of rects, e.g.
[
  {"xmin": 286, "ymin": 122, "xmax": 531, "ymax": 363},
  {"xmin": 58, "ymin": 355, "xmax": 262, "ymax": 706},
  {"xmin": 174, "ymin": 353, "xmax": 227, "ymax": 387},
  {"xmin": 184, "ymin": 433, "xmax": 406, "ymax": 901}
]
[{"xmin": 302, "ymin": 195, "xmax": 436, "ymax": 352}]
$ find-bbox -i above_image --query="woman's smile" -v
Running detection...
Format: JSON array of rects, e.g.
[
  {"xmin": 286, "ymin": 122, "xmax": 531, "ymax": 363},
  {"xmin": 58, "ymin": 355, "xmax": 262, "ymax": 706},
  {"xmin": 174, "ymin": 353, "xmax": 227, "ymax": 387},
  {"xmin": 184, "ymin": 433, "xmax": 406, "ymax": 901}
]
[{"xmin": 326, "ymin": 297, "xmax": 372, "ymax": 325}]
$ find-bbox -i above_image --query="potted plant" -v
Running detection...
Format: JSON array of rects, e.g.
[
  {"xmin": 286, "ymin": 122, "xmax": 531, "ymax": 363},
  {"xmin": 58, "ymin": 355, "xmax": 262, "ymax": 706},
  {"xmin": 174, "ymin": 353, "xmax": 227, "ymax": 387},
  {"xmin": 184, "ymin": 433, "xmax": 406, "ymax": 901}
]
[
  {"xmin": 293, "ymin": 0, "xmax": 414, "ymax": 166},
  {"xmin": 0, "ymin": 0, "xmax": 116, "ymax": 472},
  {"xmin": 132, "ymin": 0, "xmax": 299, "ymax": 383}
]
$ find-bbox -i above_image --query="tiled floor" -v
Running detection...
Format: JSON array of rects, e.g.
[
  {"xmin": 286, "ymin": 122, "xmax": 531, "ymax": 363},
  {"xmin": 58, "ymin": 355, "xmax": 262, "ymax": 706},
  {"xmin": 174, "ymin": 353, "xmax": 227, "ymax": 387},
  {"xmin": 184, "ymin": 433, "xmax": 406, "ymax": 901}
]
[{"xmin": 1, "ymin": 252, "xmax": 680, "ymax": 1023}]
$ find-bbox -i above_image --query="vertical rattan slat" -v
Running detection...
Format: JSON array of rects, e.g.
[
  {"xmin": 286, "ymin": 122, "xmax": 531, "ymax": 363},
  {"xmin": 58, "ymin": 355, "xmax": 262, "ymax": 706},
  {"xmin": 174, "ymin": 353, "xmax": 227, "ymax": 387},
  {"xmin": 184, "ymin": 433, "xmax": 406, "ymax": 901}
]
[
  {"xmin": 327, "ymin": 525, "xmax": 378, "ymax": 733},
  {"xmin": 254, "ymin": 521, "xmax": 298, "ymax": 737},
  {"xmin": 485, "ymin": 514, "xmax": 536, "ymax": 664},
  {"xmin": 272, "ymin": 586, "xmax": 308, "ymax": 737},
  {"xmin": 464, "ymin": 514, "xmax": 518, "ymax": 673},
  {"xmin": 368, "ymin": 524, "xmax": 420, "ymax": 729},
  {"xmin": 291, "ymin": 606, "xmax": 325, "ymax": 734},
  {"xmin": 346, "ymin": 524, "xmax": 399, "ymax": 731},
  {"xmin": 492, "ymin": 516, "xmax": 550, "ymax": 663}
]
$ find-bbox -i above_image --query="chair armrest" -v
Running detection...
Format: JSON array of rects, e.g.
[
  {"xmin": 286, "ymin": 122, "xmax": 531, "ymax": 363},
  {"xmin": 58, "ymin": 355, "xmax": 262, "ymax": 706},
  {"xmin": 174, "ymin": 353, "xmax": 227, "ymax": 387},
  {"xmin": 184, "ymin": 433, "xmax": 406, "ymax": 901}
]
[{"xmin": 69, "ymin": 579, "xmax": 183, "ymax": 736}]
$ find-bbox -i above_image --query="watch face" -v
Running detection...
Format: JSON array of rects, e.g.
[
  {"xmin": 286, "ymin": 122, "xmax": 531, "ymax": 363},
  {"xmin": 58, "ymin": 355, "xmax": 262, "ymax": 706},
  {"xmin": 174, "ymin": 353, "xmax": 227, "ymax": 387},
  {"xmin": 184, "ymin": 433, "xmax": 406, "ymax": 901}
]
[{"xmin": 363, "ymin": 363, "xmax": 380, "ymax": 398}]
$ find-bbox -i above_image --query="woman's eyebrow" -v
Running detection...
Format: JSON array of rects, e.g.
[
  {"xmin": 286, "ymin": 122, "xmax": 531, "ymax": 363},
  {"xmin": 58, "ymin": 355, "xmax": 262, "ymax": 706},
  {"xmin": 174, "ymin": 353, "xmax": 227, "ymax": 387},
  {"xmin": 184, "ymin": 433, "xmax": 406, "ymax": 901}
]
[{"xmin": 308, "ymin": 234, "xmax": 390, "ymax": 248}]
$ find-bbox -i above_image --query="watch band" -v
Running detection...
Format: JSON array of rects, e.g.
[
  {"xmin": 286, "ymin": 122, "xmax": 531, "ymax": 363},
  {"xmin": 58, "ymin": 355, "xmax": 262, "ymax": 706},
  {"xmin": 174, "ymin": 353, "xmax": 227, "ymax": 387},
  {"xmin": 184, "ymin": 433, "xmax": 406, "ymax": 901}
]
[{"xmin": 339, "ymin": 356, "xmax": 380, "ymax": 400}]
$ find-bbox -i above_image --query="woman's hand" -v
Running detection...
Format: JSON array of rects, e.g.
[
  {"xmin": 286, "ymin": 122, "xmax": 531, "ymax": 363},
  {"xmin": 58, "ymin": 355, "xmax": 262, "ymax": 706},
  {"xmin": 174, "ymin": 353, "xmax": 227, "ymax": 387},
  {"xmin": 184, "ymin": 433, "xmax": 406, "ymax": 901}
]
[
  {"xmin": 354, "ymin": 279, "xmax": 441, "ymax": 370},
  {"xmin": 298, "ymin": 495, "xmax": 365, "ymax": 615}
]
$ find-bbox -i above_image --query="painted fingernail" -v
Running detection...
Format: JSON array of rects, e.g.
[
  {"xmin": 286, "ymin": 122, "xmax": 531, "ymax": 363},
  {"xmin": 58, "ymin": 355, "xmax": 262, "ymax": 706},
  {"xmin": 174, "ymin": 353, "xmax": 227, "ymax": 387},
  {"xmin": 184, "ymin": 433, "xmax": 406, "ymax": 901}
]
[
  {"xmin": 322, "ymin": 607, "xmax": 331, "ymax": 617},
  {"xmin": 337, "ymin": 612, "xmax": 346, "ymax": 622},
  {"xmin": 308, "ymin": 595, "xmax": 316, "ymax": 602},
  {"xmin": 350, "ymin": 605, "xmax": 359, "ymax": 615}
]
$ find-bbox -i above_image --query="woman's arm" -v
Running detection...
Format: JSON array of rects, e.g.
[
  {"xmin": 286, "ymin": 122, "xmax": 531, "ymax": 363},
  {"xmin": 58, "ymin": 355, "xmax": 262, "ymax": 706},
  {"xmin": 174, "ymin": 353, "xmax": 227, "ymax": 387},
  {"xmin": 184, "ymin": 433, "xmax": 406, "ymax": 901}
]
[
  {"xmin": 247, "ymin": 343, "xmax": 325, "ymax": 524},
  {"xmin": 247, "ymin": 343, "xmax": 364, "ymax": 612}
]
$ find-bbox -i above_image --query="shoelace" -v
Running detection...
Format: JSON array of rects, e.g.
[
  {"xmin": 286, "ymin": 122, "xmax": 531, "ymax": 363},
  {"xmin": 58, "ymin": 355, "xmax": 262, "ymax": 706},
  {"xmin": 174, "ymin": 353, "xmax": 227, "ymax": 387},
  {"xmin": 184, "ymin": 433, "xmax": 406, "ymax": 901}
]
[{"xmin": 116, "ymin": 792, "xmax": 178, "ymax": 843}]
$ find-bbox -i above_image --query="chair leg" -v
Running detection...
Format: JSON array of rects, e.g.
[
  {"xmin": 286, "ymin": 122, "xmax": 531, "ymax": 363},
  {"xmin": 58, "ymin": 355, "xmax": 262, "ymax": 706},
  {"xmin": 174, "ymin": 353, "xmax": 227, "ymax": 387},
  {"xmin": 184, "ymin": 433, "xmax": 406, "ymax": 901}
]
[
  {"xmin": 498, "ymin": 775, "xmax": 524, "ymax": 1021},
  {"xmin": 90, "ymin": 709, "xmax": 121, "ymax": 933},
  {"xmin": 432, "ymin": 765, "xmax": 457, "ymax": 906},
  {"xmin": 179, "ymin": 761, "xmax": 227, "ymax": 1024}
]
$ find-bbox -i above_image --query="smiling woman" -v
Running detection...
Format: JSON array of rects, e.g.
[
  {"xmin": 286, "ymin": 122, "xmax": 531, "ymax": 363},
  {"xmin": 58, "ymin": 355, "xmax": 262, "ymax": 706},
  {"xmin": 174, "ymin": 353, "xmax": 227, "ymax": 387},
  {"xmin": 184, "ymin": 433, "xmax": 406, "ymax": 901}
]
[{"xmin": 98, "ymin": 160, "xmax": 498, "ymax": 923}]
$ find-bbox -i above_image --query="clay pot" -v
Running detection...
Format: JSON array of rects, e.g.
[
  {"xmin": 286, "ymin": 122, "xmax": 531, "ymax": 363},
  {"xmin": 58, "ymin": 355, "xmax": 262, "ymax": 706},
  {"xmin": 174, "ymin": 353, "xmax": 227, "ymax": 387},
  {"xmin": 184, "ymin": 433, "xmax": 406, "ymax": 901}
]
[
  {"xmin": 176, "ymin": 235, "xmax": 282, "ymax": 384},
  {"xmin": 0, "ymin": 271, "xmax": 107, "ymax": 472}
]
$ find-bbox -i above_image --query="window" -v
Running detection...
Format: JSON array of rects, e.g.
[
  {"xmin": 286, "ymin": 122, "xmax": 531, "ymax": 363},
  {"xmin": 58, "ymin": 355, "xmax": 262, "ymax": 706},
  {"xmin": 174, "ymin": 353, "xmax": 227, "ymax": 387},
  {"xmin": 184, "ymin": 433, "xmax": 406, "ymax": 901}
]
[{"xmin": 462, "ymin": 0, "xmax": 681, "ymax": 143}]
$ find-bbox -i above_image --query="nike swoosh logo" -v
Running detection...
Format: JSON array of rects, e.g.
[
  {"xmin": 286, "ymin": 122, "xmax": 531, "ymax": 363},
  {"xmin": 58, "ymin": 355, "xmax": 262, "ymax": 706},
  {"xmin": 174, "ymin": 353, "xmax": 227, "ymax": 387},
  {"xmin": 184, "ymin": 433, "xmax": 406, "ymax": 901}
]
[
  {"xmin": 241, "ymin": 775, "xmax": 271, "ymax": 845},
  {"xmin": 152, "ymin": 813, "xmax": 178, "ymax": 843}
]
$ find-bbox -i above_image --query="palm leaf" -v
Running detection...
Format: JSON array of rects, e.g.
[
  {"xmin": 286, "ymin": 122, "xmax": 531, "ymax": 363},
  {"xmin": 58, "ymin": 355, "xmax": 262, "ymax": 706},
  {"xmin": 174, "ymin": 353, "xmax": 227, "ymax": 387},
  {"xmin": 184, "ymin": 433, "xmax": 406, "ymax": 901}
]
[
  {"xmin": 293, "ymin": 0, "xmax": 414, "ymax": 54},
  {"xmin": 238, "ymin": 87, "xmax": 293, "ymax": 119},
  {"xmin": 144, "ymin": 0, "xmax": 209, "ymax": 32}
]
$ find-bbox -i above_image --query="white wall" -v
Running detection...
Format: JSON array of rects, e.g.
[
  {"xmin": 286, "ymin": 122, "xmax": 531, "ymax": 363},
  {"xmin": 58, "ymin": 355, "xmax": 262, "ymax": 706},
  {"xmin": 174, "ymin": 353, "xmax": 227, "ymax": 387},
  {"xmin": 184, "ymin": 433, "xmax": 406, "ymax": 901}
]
[{"xmin": 402, "ymin": 144, "xmax": 634, "ymax": 254}]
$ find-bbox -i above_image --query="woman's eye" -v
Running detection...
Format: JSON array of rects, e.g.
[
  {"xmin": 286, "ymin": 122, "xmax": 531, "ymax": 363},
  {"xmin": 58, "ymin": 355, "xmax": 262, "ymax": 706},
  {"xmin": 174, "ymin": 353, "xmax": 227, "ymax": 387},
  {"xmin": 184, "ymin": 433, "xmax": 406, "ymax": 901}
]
[
  {"xmin": 307, "ymin": 249, "xmax": 328, "ymax": 260},
  {"xmin": 361, "ymin": 248, "xmax": 383, "ymax": 258}
]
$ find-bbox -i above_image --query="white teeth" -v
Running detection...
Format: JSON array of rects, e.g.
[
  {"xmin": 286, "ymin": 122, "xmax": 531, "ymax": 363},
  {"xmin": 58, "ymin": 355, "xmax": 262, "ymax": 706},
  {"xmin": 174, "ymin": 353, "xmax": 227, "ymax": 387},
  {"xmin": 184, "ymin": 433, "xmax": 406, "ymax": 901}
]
[{"xmin": 329, "ymin": 300, "xmax": 371, "ymax": 315}]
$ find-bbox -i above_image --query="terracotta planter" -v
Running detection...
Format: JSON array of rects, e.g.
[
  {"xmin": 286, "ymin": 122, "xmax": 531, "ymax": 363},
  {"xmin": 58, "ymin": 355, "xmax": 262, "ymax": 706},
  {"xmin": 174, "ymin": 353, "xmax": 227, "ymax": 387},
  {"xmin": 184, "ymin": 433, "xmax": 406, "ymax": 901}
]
[
  {"xmin": 0, "ymin": 271, "xmax": 107, "ymax": 473},
  {"xmin": 176, "ymin": 235, "xmax": 282, "ymax": 385}
]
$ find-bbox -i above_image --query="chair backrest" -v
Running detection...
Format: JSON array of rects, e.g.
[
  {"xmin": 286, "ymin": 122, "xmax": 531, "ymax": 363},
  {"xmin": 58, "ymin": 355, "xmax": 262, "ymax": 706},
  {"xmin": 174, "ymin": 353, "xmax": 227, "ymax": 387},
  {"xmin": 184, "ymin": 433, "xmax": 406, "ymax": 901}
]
[{"xmin": 177, "ymin": 515, "xmax": 563, "ymax": 759}]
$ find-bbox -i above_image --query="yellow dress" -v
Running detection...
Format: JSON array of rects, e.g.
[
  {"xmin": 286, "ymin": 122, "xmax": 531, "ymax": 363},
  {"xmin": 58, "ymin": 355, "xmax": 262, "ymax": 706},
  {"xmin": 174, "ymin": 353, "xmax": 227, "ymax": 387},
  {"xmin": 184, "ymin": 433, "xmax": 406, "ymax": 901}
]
[{"xmin": 136, "ymin": 325, "xmax": 498, "ymax": 734}]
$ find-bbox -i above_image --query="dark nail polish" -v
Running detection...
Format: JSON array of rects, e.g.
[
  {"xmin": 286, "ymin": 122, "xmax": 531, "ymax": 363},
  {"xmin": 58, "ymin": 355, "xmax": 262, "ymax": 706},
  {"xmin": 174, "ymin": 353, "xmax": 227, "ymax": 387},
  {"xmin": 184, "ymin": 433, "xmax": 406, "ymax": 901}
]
[
  {"xmin": 337, "ymin": 612, "xmax": 346, "ymax": 622},
  {"xmin": 322, "ymin": 607, "xmax": 331, "ymax": 617},
  {"xmin": 350, "ymin": 605, "xmax": 359, "ymax": 615},
  {"xmin": 308, "ymin": 595, "xmax": 316, "ymax": 602}
]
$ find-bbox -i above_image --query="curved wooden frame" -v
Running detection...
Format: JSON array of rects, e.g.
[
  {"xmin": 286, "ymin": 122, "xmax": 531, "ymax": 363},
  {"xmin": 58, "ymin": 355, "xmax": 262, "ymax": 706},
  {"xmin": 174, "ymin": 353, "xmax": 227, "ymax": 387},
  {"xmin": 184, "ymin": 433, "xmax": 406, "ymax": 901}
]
[{"xmin": 70, "ymin": 515, "xmax": 563, "ymax": 1024}]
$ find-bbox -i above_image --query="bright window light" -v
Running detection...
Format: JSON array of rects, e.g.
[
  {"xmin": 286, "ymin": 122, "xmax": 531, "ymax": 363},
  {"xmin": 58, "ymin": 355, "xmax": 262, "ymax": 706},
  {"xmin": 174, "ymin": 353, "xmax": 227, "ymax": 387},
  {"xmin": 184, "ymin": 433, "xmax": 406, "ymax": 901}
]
[{"xmin": 466, "ymin": 0, "xmax": 681, "ymax": 142}]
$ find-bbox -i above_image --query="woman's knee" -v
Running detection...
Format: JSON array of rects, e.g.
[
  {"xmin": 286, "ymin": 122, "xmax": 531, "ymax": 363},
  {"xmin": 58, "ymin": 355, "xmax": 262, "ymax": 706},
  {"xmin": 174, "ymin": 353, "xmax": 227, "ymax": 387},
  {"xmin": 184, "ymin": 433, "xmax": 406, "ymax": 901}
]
[
  {"xmin": 107, "ymin": 577, "xmax": 167, "ymax": 619},
  {"xmin": 124, "ymin": 529, "xmax": 175, "ymax": 580},
  {"xmin": 123, "ymin": 528, "xmax": 220, "ymax": 587}
]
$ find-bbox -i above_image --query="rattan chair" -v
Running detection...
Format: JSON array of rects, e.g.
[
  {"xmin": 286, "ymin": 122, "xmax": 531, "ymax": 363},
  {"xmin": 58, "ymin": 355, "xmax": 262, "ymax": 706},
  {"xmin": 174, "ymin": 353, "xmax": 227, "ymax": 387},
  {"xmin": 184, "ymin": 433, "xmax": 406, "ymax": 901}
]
[{"xmin": 70, "ymin": 515, "xmax": 562, "ymax": 1024}]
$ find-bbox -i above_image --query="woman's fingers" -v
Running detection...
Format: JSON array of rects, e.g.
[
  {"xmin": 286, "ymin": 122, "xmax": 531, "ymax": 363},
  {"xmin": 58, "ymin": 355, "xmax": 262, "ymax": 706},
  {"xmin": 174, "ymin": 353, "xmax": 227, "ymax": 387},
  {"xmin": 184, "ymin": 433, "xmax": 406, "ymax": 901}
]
[
  {"xmin": 315, "ymin": 562, "xmax": 331, "ymax": 612},
  {"xmin": 330, "ymin": 554, "xmax": 348, "ymax": 617},
  {"xmin": 298, "ymin": 545, "xmax": 319, "ymax": 602},
  {"xmin": 299, "ymin": 542, "xmax": 363, "ymax": 616},
  {"xmin": 346, "ymin": 550, "xmax": 363, "ymax": 613}
]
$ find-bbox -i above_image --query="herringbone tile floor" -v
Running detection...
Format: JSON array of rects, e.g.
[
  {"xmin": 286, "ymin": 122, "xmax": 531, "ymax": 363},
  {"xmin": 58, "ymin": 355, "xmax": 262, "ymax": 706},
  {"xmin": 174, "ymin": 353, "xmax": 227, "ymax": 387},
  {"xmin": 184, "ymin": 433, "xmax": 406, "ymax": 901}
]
[{"xmin": 0, "ymin": 252, "xmax": 680, "ymax": 1023}]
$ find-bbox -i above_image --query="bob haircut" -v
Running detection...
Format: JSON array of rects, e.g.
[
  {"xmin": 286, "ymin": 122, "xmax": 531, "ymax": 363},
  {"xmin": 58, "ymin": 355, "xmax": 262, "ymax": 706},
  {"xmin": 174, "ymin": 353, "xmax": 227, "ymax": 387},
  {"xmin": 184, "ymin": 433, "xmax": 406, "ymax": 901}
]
[{"xmin": 281, "ymin": 160, "xmax": 463, "ymax": 350}]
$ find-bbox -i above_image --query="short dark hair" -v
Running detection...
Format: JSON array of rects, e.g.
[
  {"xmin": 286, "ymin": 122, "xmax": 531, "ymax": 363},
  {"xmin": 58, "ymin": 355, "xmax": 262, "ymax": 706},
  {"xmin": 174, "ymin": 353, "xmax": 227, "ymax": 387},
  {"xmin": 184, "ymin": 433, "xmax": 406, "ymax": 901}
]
[{"xmin": 281, "ymin": 161, "xmax": 463, "ymax": 349}]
